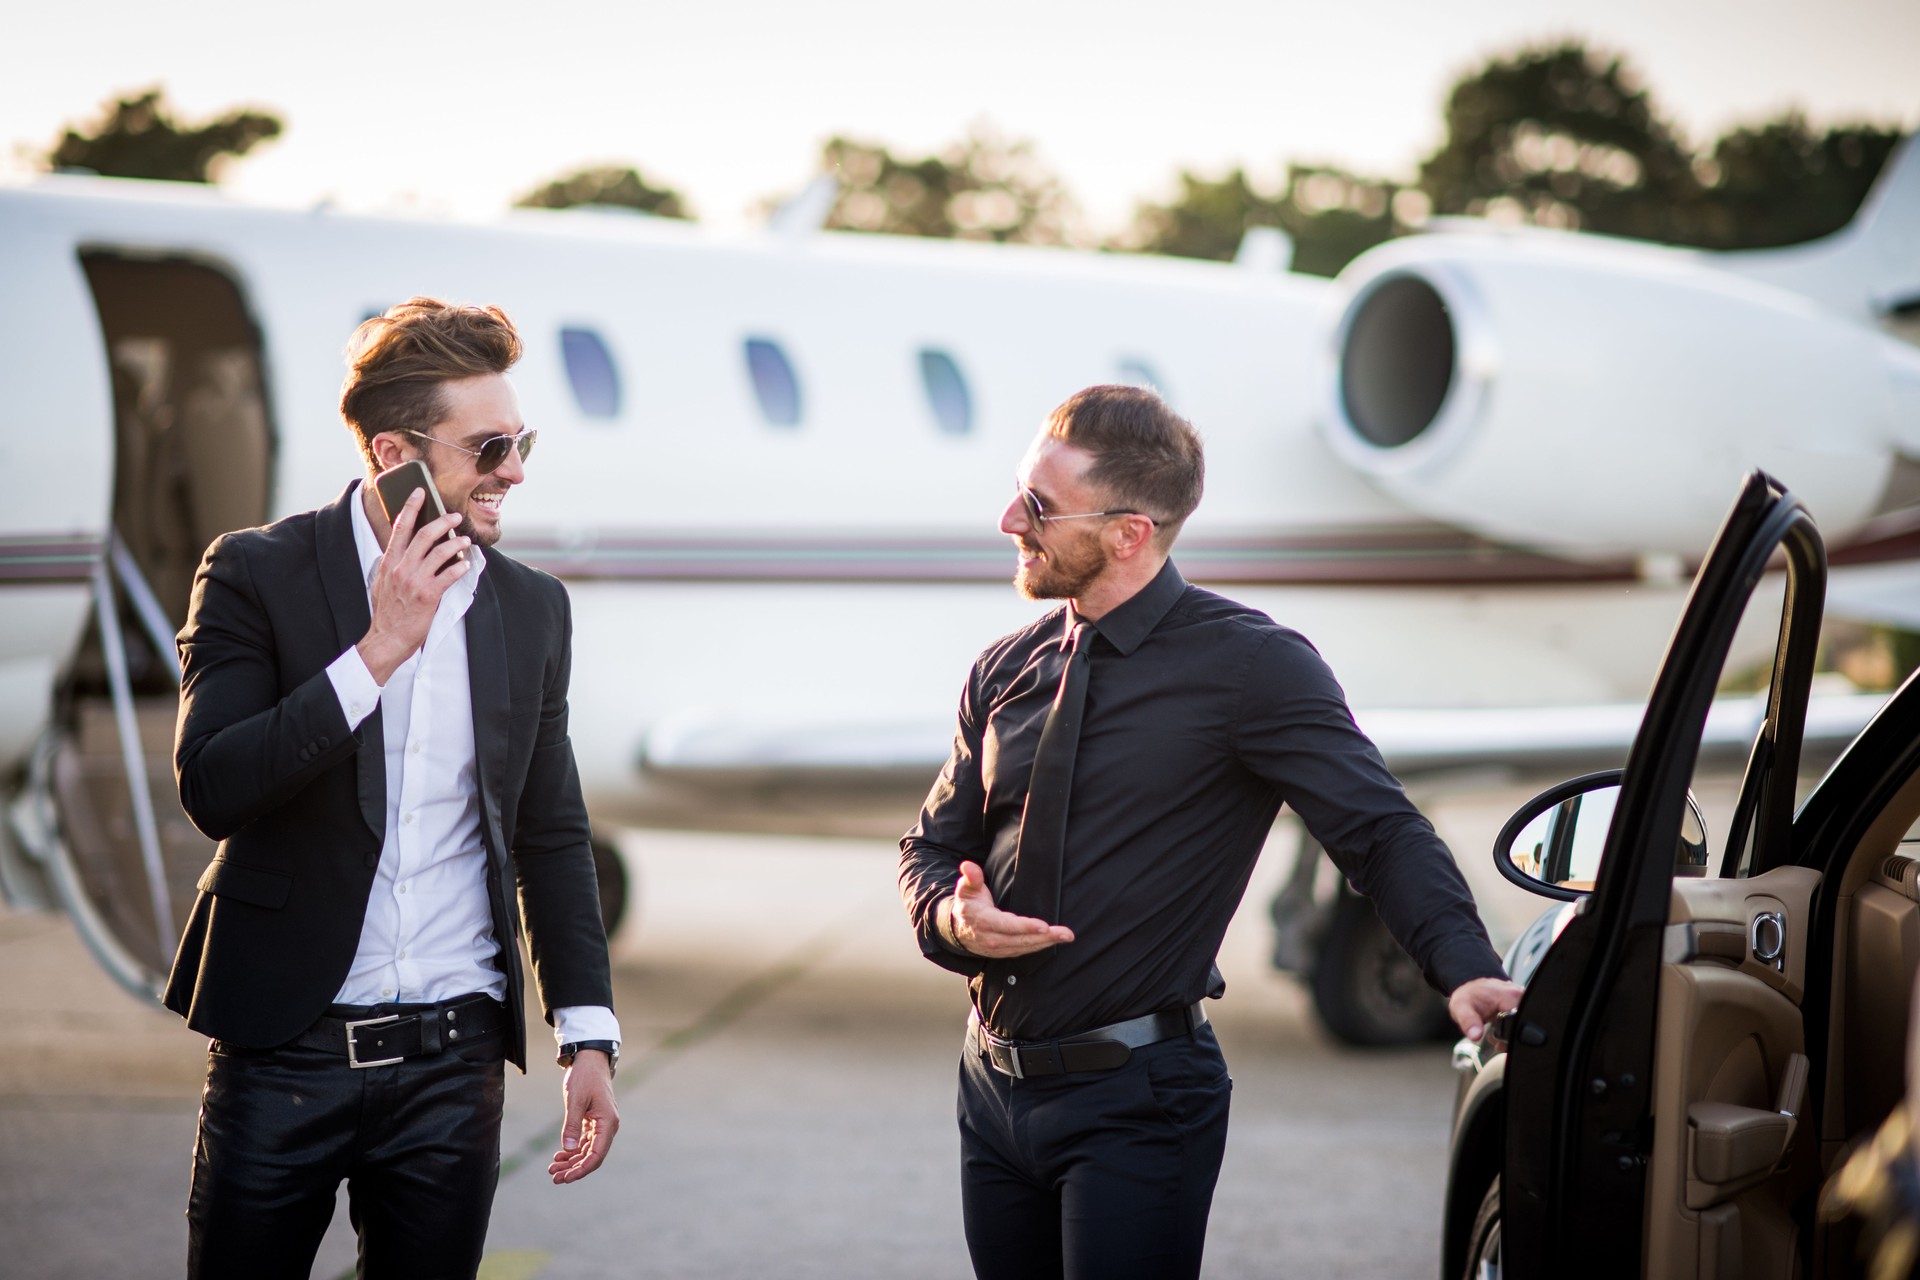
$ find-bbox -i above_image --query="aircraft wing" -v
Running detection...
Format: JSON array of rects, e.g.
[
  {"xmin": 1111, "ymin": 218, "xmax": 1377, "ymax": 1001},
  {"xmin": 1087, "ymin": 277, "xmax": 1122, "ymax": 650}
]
[{"xmin": 638, "ymin": 691, "xmax": 1893, "ymax": 790}]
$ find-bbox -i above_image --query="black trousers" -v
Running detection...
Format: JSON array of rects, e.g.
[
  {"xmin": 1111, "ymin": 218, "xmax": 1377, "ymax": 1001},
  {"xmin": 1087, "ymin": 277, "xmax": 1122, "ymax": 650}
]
[
  {"xmin": 958, "ymin": 1021, "xmax": 1233, "ymax": 1280},
  {"xmin": 187, "ymin": 1007, "xmax": 507, "ymax": 1280}
]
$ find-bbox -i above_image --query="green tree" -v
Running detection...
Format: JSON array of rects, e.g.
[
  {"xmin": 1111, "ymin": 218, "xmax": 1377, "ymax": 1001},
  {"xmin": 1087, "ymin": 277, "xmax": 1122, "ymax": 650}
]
[
  {"xmin": 1124, "ymin": 163, "xmax": 1418, "ymax": 277},
  {"xmin": 515, "ymin": 165, "xmax": 690, "ymax": 218},
  {"xmin": 44, "ymin": 88, "xmax": 281, "ymax": 183},
  {"xmin": 1691, "ymin": 115, "xmax": 1903, "ymax": 249},
  {"xmin": 1127, "ymin": 40, "xmax": 1904, "ymax": 273},
  {"xmin": 1416, "ymin": 41, "xmax": 1903, "ymax": 249},
  {"xmin": 1418, "ymin": 41, "xmax": 1699, "ymax": 238},
  {"xmin": 811, "ymin": 126, "xmax": 1084, "ymax": 245}
]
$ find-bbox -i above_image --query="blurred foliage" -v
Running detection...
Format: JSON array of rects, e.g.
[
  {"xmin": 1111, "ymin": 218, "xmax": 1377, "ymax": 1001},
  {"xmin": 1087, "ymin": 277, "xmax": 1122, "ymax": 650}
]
[
  {"xmin": 1690, "ymin": 116, "xmax": 1902, "ymax": 249},
  {"xmin": 515, "ymin": 165, "xmax": 690, "ymax": 218},
  {"xmin": 43, "ymin": 88, "xmax": 281, "ymax": 183},
  {"xmin": 1123, "ymin": 164, "xmax": 1420, "ymax": 277},
  {"xmin": 1419, "ymin": 43, "xmax": 1699, "ymax": 239},
  {"xmin": 810, "ymin": 126, "xmax": 1085, "ymax": 245},
  {"xmin": 1891, "ymin": 629, "xmax": 1920, "ymax": 686},
  {"xmin": 1126, "ymin": 40, "xmax": 1905, "ymax": 274}
]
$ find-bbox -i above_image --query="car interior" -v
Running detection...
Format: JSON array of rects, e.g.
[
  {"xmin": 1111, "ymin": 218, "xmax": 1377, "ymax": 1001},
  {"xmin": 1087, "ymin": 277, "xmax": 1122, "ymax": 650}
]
[{"xmin": 1641, "ymin": 712, "xmax": 1920, "ymax": 1278}]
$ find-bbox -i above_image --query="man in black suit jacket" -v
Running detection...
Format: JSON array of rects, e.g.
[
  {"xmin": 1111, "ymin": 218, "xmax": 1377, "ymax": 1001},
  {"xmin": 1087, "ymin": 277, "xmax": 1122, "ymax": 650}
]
[{"xmin": 166, "ymin": 297, "xmax": 619, "ymax": 1278}]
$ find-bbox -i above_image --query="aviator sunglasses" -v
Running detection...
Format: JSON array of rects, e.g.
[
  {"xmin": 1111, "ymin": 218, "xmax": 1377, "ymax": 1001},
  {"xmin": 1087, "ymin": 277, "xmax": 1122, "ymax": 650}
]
[
  {"xmin": 406, "ymin": 427, "xmax": 538, "ymax": 475},
  {"xmin": 1016, "ymin": 483, "xmax": 1157, "ymax": 527}
]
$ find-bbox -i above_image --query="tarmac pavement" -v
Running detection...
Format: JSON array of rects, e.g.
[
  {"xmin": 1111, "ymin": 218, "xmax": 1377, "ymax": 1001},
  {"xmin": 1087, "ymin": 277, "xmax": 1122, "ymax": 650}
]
[{"xmin": 0, "ymin": 823, "xmax": 1482, "ymax": 1279}]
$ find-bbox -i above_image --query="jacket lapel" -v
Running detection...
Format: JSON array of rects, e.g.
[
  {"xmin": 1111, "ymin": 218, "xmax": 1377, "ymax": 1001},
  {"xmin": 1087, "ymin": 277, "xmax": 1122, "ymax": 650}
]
[
  {"xmin": 466, "ymin": 555, "xmax": 511, "ymax": 869},
  {"xmin": 315, "ymin": 482, "xmax": 385, "ymax": 840}
]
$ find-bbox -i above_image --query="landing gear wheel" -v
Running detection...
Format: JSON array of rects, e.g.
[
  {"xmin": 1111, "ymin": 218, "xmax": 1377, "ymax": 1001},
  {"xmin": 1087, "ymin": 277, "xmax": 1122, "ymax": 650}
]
[
  {"xmin": 1461, "ymin": 1176, "xmax": 1501, "ymax": 1280},
  {"xmin": 591, "ymin": 838, "xmax": 631, "ymax": 939},
  {"xmin": 1310, "ymin": 887, "xmax": 1454, "ymax": 1046}
]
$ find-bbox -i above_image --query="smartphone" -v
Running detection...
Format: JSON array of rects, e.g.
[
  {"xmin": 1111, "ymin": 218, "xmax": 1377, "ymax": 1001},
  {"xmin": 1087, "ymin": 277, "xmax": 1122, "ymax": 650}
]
[{"xmin": 373, "ymin": 459, "xmax": 457, "ymax": 555}]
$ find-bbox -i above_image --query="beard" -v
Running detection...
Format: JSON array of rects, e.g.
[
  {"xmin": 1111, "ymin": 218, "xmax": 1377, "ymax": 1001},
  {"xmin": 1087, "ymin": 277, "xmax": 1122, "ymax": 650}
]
[
  {"xmin": 449, "ymin": 482, "xmax": 508, "ymax": 547},
  {"xmin": 1014, "ymin": 534, "xmax": 1108, "ymax": 601},
  {"xmin": 454, "ymin": 509, "xmax": 497, "ymax": 547}
]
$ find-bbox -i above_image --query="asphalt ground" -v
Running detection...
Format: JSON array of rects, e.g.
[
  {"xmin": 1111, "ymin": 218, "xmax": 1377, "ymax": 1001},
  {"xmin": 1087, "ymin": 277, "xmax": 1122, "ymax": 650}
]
[{"xmin": 0, "ymin": 817, "xmax": 1523, "ymax": 1279}]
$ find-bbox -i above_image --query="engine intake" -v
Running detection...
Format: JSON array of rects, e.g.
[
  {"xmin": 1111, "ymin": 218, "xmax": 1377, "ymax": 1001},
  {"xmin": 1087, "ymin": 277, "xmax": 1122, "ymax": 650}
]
[
  {"xmin": 1339, "ymin": 274, "xmax": 1454, "ymax": 449},
  {"xmin": 1321, "ymin": 231, "xmax": 1920, "ymax": 556}
]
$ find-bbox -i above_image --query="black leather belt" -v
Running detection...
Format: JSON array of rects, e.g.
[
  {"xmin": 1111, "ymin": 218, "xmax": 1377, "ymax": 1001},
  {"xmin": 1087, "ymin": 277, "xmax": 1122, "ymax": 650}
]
[
  {"xmin": 969, "ymin": 1003, "xmax": 1208, "ymax": 1079},
  {"xmin": 291, "ymin": 994, "xmax": 507, "ymax": 1068}
]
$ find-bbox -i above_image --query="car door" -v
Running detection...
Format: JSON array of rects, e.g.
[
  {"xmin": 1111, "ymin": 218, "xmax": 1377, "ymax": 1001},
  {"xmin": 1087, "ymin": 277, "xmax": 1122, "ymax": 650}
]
[{"xmin": 1502, "ymin": 471, "xmax": 1827, "ymax": 1278}]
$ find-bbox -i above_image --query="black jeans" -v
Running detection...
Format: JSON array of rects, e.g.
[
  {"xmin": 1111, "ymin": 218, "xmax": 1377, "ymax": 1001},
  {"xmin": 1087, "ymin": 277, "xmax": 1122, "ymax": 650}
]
[
  {"xmin": 958, "ymin": 1021, "xmax": 1232, "ymax": 1280},
  {"xmin": 187, "ymin": 1008, "xmax": 507, "ymax": 1280}
]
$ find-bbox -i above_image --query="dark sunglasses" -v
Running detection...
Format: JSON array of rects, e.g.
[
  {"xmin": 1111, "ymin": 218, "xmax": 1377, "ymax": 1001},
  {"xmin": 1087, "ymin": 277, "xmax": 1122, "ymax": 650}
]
[
  {"xmin": 407, "ymin": 427, "xmax": 537, "ymax": 475},
  {"xmin": 1016, "ymin": 483, "xmax": 1156, "ymax": 527}
]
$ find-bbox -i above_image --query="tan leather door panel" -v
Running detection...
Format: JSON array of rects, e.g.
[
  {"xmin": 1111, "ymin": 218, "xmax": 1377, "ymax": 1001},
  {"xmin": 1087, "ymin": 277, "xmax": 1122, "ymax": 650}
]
[{"xmin": 1645, "ymin": 867, "xmax": 1822, "ymax": 1280}]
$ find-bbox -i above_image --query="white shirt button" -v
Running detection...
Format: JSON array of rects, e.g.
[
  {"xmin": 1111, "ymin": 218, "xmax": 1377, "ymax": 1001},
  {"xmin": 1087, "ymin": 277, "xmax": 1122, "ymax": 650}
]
[
  {"xmin": 402, "ymin": 812, "xmax": 414, "ymax": 826},
  {"xmin": 381, "ymin": 987, "xmax": 395, "ymax": 999},
  {"xmin": 398, "ymin": 883, "xmax": 408, "ymax": 895},
  {"xmin": 410, "ymin": 742, "xmax": 422, "ymax": 755}
]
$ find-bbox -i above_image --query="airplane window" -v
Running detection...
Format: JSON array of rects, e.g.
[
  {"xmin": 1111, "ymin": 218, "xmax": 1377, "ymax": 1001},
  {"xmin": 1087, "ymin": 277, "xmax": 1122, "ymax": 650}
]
[
  {"xmin": 744, "ymin": 337, "xmax": 802, "ymax": 427},
  {"xmin": 560, "ymin": 327, "xmax": 622, "ymax": 420},
  {"xmin": 919, "ymin": 349, "xmax": 972, "ymax": 434}
]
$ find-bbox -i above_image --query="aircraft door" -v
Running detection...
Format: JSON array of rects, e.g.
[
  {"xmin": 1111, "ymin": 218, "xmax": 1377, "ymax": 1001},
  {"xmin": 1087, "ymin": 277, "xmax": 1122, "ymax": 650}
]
[
  {"xmin": 0, "ymin": 237, "xmax": 113, "ymax": 926},
  {"xmin": 10, "ymin": 254, "xmax": 273, "ymax": 999},
  {"xmin": 1501, "ymin": 472, "xmax": 1826, "ymax": 1277}
]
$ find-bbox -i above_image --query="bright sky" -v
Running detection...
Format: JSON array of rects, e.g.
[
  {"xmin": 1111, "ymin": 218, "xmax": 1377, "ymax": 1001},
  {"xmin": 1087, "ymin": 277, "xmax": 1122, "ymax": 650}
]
[{"xmin": 3, "ymin": 0, "xmax": 1914, "ymax": 234}]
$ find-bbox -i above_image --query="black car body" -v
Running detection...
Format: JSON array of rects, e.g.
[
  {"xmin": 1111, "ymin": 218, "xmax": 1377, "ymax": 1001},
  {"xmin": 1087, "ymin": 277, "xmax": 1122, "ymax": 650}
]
[{"xmin": 1441, "ymin": 472, "xmax": 1920, "ymax": 1279}]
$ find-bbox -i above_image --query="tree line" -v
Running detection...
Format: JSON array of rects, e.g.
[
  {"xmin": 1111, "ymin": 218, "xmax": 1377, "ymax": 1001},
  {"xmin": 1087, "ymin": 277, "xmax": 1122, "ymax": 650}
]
[{"xmin": 39, "ymin": 41, "xmax": 1907, "ymax": 275}]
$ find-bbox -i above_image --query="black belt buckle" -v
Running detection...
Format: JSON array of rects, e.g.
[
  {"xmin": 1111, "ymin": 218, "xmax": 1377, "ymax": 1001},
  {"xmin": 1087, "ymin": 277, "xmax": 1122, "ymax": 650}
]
[{"xmin": 345, "ymin": 1013, "xmax": 405, "ymax": 1068}]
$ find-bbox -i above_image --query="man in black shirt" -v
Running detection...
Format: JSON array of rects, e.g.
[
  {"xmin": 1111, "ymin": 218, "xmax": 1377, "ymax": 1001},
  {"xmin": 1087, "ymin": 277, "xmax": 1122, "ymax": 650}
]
[{"xmin": 899, "ymin": 385, "xmax": 1523, "ymax": 1279}]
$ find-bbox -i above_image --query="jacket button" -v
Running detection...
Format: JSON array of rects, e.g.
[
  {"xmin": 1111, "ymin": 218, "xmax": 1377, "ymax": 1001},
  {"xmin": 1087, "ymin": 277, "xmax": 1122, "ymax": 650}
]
[{"xmin": 319, "ymin": 736, "xmax": 330, "ymax": 748}]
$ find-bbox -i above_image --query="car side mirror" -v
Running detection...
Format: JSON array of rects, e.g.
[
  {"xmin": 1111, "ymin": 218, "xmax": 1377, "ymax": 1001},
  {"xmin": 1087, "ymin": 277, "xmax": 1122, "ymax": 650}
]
[{"xmin": 1493, "ymin": 769, "xmax": 1710, "ymax": 900}]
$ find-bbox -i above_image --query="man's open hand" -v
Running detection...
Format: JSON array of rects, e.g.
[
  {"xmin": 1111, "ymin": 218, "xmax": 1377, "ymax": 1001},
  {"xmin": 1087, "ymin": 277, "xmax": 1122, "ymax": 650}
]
[
  {"xmin": 547, "ymin": 1049, "xmax": 619, "ymax": 1185},
  {"xmin": 949, "ymin": 861, "xmax": 1075, "ymax": 958},
  {"xmin": 1448, "ymin": 976, "xmax": 1527, "ymax": 1044}
]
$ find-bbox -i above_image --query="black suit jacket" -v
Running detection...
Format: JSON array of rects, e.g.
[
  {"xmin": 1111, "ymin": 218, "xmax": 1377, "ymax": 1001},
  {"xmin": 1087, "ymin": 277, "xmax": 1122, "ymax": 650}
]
[{"xmin": 163, "ymin": 483, "xmax": 612, "ymax": 1070}]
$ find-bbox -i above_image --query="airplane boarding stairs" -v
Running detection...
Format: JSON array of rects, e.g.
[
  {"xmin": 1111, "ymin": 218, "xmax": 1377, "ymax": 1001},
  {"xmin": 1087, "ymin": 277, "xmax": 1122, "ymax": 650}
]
[{"xmin": 3, "ymin": 537, "xmax": 209, "ymax": 1000}]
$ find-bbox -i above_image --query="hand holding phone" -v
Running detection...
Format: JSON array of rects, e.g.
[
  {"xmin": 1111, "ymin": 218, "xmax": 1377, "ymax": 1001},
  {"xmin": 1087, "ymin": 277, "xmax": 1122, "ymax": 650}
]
[
  {"xmin": 374, "ymin": 459, "xmax": 451, "ymax": 539},
  {"xmin": 359, "ymin": 461, "xmax": 470, "ymax": 682}
]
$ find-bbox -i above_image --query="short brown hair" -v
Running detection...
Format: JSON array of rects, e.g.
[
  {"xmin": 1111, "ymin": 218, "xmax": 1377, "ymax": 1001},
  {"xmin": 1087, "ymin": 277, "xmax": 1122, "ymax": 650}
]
[
  {"xmin": 339, "ymin": 297, "xmax": 522, "ymax": 464},
  {"xmin": 1045, "ymin": 385, "xmax": 1205, "ymax": 544}
]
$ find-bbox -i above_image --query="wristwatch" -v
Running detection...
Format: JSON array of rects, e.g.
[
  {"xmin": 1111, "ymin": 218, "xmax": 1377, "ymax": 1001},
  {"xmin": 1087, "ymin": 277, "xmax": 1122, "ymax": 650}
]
[{"xmin": 557, "ymin": 1040, "xmax": 620, "ymax": 1076}]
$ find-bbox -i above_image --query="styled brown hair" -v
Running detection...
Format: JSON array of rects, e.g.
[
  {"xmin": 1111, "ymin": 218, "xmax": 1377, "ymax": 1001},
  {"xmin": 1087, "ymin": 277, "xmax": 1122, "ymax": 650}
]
[
  {"xmin": 339, "ymin": 297, "xmax": 522, "ymax": 465},
  {"xmin": 1045, "ymin": 385, "xmax": 1205, "ymax": 544}
]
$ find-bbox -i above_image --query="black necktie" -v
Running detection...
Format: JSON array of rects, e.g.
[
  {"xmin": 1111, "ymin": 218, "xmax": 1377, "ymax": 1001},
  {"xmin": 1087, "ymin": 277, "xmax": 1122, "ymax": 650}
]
[{"xmin": 1008, "ymin": 620, "xmax": 1092, "ymax": 925}]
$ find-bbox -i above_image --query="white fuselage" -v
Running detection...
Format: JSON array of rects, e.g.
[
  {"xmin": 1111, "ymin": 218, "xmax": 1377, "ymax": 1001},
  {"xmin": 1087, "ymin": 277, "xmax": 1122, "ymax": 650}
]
[{"xmin": 4, "ymin": 175, "xmax": 1861, "ymax": 834}]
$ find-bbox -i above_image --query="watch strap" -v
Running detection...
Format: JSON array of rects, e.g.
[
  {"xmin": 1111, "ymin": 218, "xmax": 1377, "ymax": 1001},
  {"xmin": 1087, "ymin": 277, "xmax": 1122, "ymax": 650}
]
[{"xmin": 557, "ymin": 1039, "xmax": 620, "ymax": 1074}]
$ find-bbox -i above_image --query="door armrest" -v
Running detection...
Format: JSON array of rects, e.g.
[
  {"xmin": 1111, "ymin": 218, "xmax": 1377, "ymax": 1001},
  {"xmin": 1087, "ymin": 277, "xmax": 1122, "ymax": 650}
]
[{"xmin": 1689, "ymin": 1101, "xmax": 1791, "ymax": 1183}]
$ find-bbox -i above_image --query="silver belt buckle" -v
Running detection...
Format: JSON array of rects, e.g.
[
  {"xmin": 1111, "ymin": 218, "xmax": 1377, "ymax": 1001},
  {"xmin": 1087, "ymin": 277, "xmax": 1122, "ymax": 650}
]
[
  {"xmin": 985, "ymin": 1034, "xmax": 1024, "ymax": 1079},
  {"xmin": 345, "ymin": 1013, "xmax": 404, "ymax": 1068}
]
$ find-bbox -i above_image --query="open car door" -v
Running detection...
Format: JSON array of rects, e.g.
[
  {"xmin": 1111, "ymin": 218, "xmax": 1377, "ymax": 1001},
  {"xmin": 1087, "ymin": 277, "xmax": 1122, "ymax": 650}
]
[{"xmin": 1502, "ymin": 471, "xmax": 1827, "ymax": 1277}]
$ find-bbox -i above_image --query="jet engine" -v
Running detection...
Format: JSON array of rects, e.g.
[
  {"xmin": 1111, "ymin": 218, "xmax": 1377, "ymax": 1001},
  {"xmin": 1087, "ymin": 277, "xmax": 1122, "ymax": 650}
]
[{"xmin": 1320, "ymin": 230, "xmax": 1920, "ymax": 557}]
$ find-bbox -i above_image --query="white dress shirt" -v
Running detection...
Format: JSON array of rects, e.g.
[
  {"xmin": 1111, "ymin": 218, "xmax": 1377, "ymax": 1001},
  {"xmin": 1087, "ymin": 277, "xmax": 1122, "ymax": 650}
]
[{"xmin": 325, "ymin": 483, "xmax": 618, "ymax": 1052}]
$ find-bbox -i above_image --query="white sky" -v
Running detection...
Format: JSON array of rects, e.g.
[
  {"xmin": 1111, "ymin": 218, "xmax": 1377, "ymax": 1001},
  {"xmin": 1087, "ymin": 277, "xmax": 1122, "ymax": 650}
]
[{"xmin": 3, "ymin": 0, "xmax": 1915, "ymax": 234}]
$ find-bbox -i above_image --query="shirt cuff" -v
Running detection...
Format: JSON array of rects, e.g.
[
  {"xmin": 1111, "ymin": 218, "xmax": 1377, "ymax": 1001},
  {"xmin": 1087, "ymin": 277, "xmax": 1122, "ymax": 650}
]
[
  {"xmin": 933, "ymin": 895, "xmax": 970, "ymax": 955},
  {"xmin": 326, "ymin": 646, "xmax": 383, "ymax": 730},
  {"xmin": 553, "ymin": 1005, "xmax": 621, "ymax": 1049}
]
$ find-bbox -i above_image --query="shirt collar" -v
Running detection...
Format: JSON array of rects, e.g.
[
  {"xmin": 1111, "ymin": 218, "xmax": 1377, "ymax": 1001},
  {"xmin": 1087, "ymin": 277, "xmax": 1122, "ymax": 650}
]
[
  {"xmin": 1067, "ymin": 558, "xmax": 1187, "ymax": 656},
  {"xmin": 348, "ymin": 478, "xmax": 485, "ymax": 598}
]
